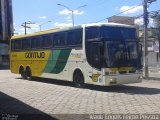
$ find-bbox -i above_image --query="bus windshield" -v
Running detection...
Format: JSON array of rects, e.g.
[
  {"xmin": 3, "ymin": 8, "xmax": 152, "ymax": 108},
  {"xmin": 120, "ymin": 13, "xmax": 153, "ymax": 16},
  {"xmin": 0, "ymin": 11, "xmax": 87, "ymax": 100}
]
[
  {"xmin": 85, "ymin": 25, "xmax": 141, "ymax": 69},
  {"xmin": 104, "ymin": 41, "xmax": 140, "ymax": 68},
  {"xmin": 101, "ymin": 26, "xmax": 136, "ymax": 40}
]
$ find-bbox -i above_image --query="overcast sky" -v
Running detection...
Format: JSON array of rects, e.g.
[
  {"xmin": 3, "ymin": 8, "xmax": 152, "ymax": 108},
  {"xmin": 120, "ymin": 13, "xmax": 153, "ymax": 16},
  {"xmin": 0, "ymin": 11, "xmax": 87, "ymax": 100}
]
[{"xmin": 13, "ymin": 0, "xmax": 160, "ymax": 34}]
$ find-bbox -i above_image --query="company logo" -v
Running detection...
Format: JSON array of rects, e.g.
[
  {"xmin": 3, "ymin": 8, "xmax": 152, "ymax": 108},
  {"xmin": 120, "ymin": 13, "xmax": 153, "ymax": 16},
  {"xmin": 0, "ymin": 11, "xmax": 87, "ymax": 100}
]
[
  {"xmin": 25, "ymin": 52, "xmax": 45, "ymax": 58},
  {"xmin": 90, "ymin": 74, "xmax": 101, "ymax": 82}
]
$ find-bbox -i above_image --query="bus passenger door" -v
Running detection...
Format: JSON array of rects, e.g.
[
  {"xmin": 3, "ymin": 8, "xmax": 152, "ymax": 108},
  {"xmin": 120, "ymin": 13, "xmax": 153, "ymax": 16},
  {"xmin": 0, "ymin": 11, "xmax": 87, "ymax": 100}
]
[
  {"xmin": 89, "ymin": 42, "xmax": 103, "ymax": 84},
  {"xmin": 90, "ymin": 42, "xmax": 103, "ymax": 69}
]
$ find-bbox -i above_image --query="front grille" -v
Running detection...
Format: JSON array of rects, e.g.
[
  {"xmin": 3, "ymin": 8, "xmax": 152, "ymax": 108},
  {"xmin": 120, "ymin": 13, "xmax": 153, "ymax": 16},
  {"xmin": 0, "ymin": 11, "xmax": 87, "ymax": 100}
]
[
  {"xmin": 119, "ymin": 71, "xmax": 127, "ymax": 74},
  {"xmin": 129, "ymin": 71, "xmax": 136, "ymax": 73}
]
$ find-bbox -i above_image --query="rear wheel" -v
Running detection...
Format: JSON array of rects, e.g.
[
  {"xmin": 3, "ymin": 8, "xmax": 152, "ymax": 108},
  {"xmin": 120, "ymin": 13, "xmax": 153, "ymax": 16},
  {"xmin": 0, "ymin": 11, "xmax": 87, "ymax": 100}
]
[
  {"xmin": 20, "ymin": 67, "xmax": 26, "ymax": 79},
  {"xmin": 73, "ymin": 70, "xmax": 85, "ymax": 88},
  {"xmin": 26, "ymin": 67, "xmax": 32, "ymax": 80}
]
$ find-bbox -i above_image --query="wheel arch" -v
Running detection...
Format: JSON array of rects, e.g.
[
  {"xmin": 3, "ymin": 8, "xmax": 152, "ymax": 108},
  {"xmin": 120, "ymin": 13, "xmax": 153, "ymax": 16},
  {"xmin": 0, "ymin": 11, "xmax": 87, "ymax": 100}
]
[
  {"xmin": 19, "ymin": 65, "xmax": 24, "ymax": 74},
  {"xmin": 26, "ymin": 66, "xmax": 31, "ymax": 70},
  {"xmin": 25, "ymin": 66, "xmax": 32, "ymax": 75}
]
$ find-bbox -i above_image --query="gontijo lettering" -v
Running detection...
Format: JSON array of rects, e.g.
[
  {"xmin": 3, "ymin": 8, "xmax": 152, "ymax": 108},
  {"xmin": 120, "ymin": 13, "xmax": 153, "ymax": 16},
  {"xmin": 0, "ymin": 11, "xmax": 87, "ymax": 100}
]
[{"xmin": 25, "ymin": 52, "xmax": 45, "ymax": 58}]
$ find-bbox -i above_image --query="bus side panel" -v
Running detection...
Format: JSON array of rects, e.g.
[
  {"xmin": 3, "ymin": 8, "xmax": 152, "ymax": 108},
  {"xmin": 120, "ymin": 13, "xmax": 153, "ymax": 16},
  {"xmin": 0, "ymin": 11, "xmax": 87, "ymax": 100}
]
[
  {"xmin": 10, "ymin": 50, "xmax": 51, "ymax": 77},
  {"xmin": 10, "ymin": 52, "xmax": 24, "ymax": 74},
  {"xmin": 67, "ymin": 49, "xmax": 85, "ymax": 81},
  {"xmin": 65, "ymin": 49, "xmax": 104, "ymax": 86},
  {"xmin": 42, "ymin": 49, "xmax": 71, "ymax": 80}
]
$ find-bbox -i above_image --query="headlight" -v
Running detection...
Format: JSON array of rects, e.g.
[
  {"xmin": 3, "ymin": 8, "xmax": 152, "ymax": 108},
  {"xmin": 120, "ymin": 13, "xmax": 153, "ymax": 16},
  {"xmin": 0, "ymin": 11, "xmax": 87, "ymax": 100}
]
[
  {"xmin": 110, "ymin": 78, "xmax": 117, "ymax": 84},
  {"xmin": 138, "ymin": 76, "xmax": 143, "ymax": 79}
]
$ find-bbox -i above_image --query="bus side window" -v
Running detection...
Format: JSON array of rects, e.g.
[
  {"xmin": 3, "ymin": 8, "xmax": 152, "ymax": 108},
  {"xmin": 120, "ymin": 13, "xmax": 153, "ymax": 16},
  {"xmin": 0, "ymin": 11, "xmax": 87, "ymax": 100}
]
[
  {"xmin": 85, "ymin": 27, "xmax": 100, "ymax": 41},
  {"xmin": 11, "ymin": 41, "xmax": 14, "ymax": 50},
  {"xmin": 54, "ymin": 34, "xmax": 59, "ymax": 47},
  {"xmin": 13, "ymin": 40, "xmax": 22, "ymax": 50},
  {"xmin": 31, "ymin": 36, "xmax": 41, "ymax": 49},
  {"xmin": 51, "ymin": 34, "xmax": 54, "ymax": 47},
  {"xmin": 42, "ymin": 35, "xmax": 52, "ymax": 48},
  {"xmin": 36, "ymin": 37, "xmax": 42, "ymax": 48},
  {"xmin": 22, "ymin": 38, "xmax": 31, "ymax": 50},
  {"xmin": 67, "ymin": 31, "xmax": 75, "ymax": 45},
  {"xmin": 76, "ymin": 29, "xmax": 82, "ymax": 46},
  {"xmin": 31, "ymin": 37, "xmax": 37, "ymax": 49},
  {"xmin": 67, "ymin": 29, "xmax": 82, "ymax": 47},
  {"xmin": 54, "ymin": 32, "xmax": 66, "ymax": 47}
]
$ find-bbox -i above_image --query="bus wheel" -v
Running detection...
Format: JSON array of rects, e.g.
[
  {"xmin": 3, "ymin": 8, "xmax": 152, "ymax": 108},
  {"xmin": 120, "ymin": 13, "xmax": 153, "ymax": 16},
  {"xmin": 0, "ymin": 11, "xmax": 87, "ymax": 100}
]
[
  {"xmin": 26, "ymin": 67, "xmax": 32, "ymax": 80},
  {"xmin": 73, "ymin": 70, "xmax": 85, "ymax": 88},
  {"xmin": 19, "ymin": 67, "xmax": 26, "ymax": 79}
]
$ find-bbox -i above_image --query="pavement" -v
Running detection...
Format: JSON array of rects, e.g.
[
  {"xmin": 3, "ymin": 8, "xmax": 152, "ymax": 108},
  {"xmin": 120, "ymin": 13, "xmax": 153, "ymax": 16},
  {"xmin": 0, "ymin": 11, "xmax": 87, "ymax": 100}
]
[
  {"xmin": 149, "ymin": 67, "xmax": 160, "ymax": 79},
  {"xmin": 0, "ymin": 70, "xmax": 160, "ymax": 120}
]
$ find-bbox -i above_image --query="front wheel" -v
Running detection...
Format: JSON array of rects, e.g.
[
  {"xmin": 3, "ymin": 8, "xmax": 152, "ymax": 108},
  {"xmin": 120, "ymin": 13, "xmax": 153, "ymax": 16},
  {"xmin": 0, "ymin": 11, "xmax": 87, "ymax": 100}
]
[{"xmin": 73, "ymin": 71, "xmax": 85, "ymax": 88}]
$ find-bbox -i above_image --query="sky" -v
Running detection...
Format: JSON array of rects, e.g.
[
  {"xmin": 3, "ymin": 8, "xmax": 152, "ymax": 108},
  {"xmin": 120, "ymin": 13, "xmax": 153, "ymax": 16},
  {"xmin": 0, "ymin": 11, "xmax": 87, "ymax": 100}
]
[{"xmin": 13, "ymin": 0, "xmax": 160, "ymax": 35}]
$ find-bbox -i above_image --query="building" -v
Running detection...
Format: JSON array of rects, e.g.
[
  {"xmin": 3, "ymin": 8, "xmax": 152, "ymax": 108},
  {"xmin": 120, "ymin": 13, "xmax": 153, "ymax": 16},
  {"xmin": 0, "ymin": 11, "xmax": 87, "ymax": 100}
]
[
  {"xmin": 108, "ymin": 16, "xmax": 135, "ymax": 25},
  {"xmin": 0, "ymin": 0, "xmax": 13, "ymax": 66}
]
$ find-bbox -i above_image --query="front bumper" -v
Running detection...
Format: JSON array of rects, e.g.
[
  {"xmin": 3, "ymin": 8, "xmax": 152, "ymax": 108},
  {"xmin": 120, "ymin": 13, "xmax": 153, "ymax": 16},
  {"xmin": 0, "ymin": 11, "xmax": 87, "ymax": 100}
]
[{"xmin": 104, "ymin": 73, "xmax": 142, "ymax": 86}]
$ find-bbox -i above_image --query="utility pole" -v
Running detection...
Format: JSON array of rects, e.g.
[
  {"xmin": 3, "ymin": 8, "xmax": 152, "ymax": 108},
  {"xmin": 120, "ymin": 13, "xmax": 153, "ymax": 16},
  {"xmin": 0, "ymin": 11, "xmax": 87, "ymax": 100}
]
[
  {"xmin": 39, "ymin": 21, "xmax": 51, "ymax": 31},
  {"xmin": 57, "ymin": 4, "xmax": 87, "ymax": 27},
  {"xmin": 143, "ymin": 0, "xmax": 156, "ymax": 78},
  {"xmin": 21, "ymin": 21, "xmax": 35, "ymax": 35},
  {"xmin": 143, "ymin": 0, "xmax": 149, "ymax": 78}
]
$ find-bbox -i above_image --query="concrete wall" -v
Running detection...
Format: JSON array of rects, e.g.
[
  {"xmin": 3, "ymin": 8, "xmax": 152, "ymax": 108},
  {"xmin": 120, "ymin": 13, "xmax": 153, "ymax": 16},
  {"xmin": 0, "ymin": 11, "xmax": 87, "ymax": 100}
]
[{"xmin": 148, "ymin": 51, "xmax": 160, "ymax": 67}]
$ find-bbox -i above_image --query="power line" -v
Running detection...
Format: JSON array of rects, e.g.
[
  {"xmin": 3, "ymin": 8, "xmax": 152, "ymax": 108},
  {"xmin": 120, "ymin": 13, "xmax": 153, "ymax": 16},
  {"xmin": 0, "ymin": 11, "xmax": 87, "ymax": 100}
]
[
  {"xmin": 104, "ymin": 10, "xmax": 160, "ymax": 27},
  {"xmin": 92, "ymin": 3, "xmax": 143, "ymax": 23}
]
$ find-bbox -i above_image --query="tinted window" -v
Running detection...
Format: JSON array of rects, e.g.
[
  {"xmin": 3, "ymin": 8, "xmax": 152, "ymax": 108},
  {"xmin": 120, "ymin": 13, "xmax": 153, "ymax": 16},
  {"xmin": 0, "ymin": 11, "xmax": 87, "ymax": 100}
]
[
  {"xmin": 101, "ymin": 26, "xmax": 136, "ymax": 40},
  {"xmin": 85, "ymin": 27, "xmax": 100, "ymax": 40},
  {"xmin": 11, "ymin": 41, "xmax": 14, "ymax": 50},
  {"xmin": 31, "ymin": 37, "xmax": 37, "ymax": 48},
  {"xmin": 42, "ymin": 35, "xmax": 52, "ymax": 48},
  {"xmin": 22, "ymin": 38, "xmax": 30, "ymax": 49},
  {"xmin": 54, "ymin": 32, "xmax": 66, "ymax": 47},
  {"xmin": 31, "ymin": 36, "xmax": 41, "ymax": 49},
  {"xmin": 12, "ymin": 40, "xmax": 22, "ymax": 50},
  {"xmin": 67, "ymin": 29, "xmax": 82, "ymax": 46}
]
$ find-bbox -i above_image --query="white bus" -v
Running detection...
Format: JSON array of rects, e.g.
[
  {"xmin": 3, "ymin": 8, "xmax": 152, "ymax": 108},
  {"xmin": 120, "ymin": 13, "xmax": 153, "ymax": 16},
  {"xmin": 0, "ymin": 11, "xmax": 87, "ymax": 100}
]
[{"xmin": 10, "ymin": 23, "xmax": 142, "ymax": 87}]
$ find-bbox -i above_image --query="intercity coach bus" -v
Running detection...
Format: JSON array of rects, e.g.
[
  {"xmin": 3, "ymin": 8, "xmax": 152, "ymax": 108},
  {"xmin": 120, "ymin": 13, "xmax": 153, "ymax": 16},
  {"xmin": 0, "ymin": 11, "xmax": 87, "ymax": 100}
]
[{"xmin": 10, "ymin": 23, "xmax": 142, "ymax": 87}]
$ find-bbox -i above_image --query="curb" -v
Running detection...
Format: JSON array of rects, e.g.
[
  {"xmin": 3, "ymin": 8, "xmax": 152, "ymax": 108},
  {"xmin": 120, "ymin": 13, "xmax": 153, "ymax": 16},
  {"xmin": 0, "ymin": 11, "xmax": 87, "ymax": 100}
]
[{"xmin": 143, "ymin": 77, "xmax": 160, "ymax": 81}]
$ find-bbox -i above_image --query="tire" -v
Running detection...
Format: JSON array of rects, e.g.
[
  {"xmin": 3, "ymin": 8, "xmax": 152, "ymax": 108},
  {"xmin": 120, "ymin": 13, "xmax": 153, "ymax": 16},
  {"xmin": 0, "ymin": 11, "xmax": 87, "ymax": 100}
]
[
  {"xmin": 20, "ymin": 67, "xmax": 26, "ymax": 79},
  {"xmin": 73, "ymin": 71, "xmax": 85, "ymax": 88},
  {"xmin": 26, "ymin": 68, "xmax": 32, "ymax": 80}
]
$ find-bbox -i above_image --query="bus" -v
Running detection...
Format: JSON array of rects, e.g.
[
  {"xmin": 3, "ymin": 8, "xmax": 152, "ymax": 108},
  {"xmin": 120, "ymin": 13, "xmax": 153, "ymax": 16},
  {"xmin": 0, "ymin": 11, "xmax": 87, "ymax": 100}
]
[{"xmin": 10, "ymin": 23, "xmax": 142, "ymax": 87}]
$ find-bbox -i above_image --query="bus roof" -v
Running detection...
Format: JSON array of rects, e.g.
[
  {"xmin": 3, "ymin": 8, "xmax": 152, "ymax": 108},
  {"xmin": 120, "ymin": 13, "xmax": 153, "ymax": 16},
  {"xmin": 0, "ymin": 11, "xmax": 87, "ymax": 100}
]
[
  {"xmin": 12, "ymin": 26, "xmax": 82, "ymax": 39},
  {"xmin": 12, "ymin": 23, "xmax": 135, "ymax": 39},
  {"xmin": 82, "ymin": 22, "xmax": 135, "ymax": 28}
]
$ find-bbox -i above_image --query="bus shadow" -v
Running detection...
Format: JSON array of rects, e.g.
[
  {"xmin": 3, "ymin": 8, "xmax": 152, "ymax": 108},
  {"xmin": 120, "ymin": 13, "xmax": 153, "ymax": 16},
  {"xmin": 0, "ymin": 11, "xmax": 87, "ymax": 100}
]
[
  {"xmin": 0, "ymin": 92, "xmax": 58, "ymax": 120},
  {"xmin": 87, "ymin": 84, "xmax": 160, "ymax": 95},
  {"xmin": 31, "ymin": 77, "xmax": 74, "ymax": 87},
  {"xmin": 28, "ymin": 77, "xmax": 160, "ymax": 95}
]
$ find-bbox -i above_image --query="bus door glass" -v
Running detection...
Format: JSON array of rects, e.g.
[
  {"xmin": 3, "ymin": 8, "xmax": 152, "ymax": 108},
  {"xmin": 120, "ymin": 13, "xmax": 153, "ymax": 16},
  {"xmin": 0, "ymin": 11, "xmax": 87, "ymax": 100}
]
[{"xmin": 90, "ymin": 42, "xmax": 103, "ymax": 70}]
